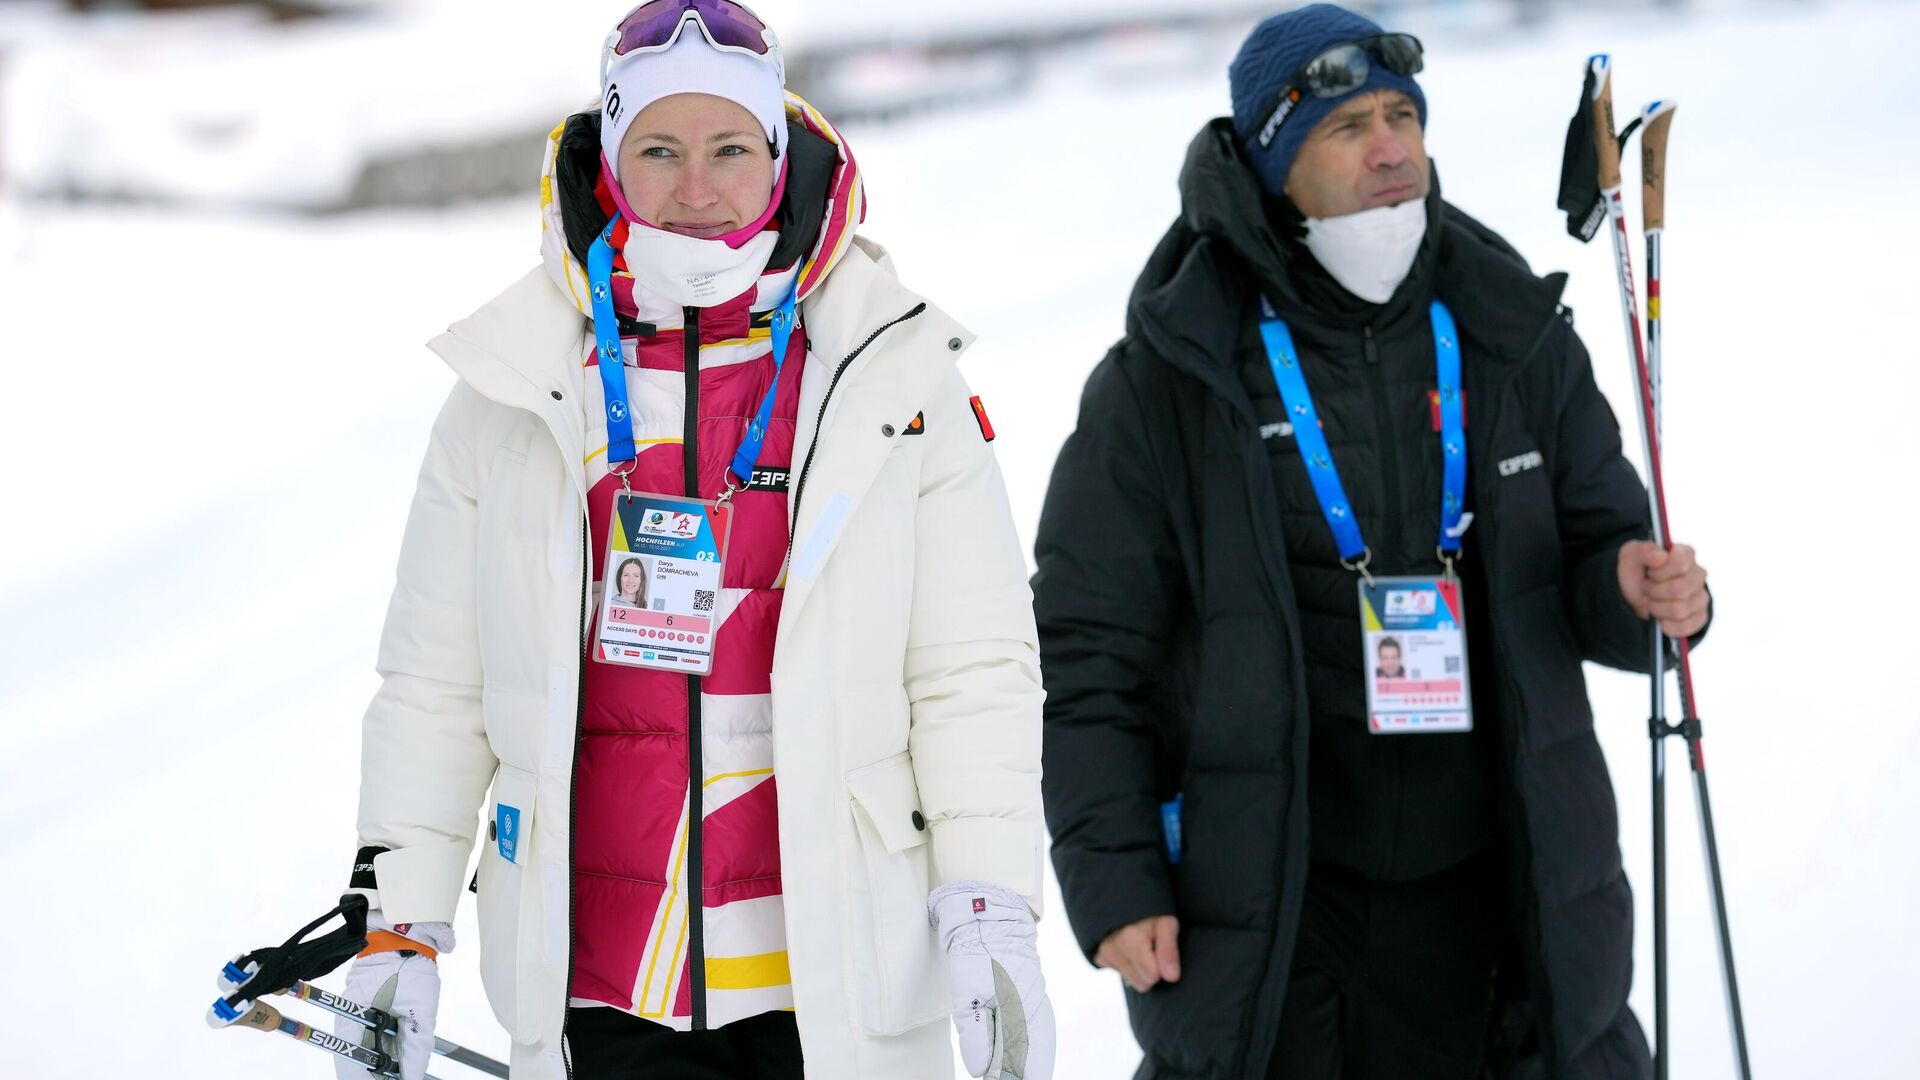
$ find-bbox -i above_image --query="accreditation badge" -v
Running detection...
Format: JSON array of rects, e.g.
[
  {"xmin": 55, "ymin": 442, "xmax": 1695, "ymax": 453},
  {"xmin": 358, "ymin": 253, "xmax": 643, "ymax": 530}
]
[
  {"xmin": 594, "ymin": 492, "xmax": 732, "ymax": 674},
  {"xmin": 1358, "ymin": 576, "xmax": 1473, "ymax": 734}
]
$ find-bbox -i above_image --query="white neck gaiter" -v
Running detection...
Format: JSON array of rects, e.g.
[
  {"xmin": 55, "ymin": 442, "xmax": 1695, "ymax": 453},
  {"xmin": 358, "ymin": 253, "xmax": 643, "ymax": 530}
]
[
  {"xmin": 1302, "ymin": 198, "xmax": 1427, "ymax": 305},
  {"xmin": 623, "ymin": 222, "xmax": 780, "ymax": 311}
]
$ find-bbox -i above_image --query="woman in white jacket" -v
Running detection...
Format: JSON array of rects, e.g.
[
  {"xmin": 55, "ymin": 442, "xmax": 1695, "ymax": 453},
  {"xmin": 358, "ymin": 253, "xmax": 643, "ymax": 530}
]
[{"xmin": 329, "ymin": 4, "xmax": 1053, "ymax": 1078}]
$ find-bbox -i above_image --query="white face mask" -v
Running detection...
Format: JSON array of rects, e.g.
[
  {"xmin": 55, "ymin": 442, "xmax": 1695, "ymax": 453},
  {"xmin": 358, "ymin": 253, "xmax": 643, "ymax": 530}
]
[
  {"xmin": 1301, "ymin": 198, "xmax": 1427, "ymax": 305},
  {"xmin": 623, "ymin": 222, "xmax": 780, "ymax": 311}
]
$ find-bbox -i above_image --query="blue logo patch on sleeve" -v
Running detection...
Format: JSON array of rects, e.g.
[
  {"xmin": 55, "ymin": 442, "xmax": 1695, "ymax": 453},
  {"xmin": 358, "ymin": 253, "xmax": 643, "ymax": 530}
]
[{"xmin": 497, "ymin": 804, "xmax": 522, "ymax": 864}]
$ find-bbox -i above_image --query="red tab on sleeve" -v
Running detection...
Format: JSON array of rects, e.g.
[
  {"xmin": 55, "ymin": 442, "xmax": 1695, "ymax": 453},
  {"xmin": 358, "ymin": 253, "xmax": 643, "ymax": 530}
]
[{"xmin": 970, "ymin": 396, "xmax": 996, "ymax": 442}]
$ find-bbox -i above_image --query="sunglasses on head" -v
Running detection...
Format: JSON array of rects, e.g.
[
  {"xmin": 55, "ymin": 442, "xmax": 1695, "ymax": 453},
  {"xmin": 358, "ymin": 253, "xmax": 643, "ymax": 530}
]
[{"xmin": 602, "ymin": 0, "xmax": 777, "ymax": 85}]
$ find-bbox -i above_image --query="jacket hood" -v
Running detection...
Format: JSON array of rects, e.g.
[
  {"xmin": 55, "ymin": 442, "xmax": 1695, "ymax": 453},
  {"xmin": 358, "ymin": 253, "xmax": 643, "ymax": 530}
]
[
  {"xmin": 1128, "ymin": 118, "xmax": 1570, "ymax": 403},
  {"xmin": 537, "ymin": 91, "xmax": 866, "ymax": 322}
]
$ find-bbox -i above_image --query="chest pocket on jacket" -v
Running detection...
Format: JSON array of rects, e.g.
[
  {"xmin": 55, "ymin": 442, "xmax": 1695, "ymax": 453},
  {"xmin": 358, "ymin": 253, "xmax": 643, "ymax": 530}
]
[{"xmin": 843, "ymin": 751, "xmax": 946, "ymax": 1035}]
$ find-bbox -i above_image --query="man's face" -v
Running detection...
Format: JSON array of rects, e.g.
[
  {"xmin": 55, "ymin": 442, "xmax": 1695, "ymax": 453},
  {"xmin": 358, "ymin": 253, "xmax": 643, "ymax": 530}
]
[
  {"xmin": 1378, "ymin": 643, "xmax": 1403, "ymax": 676},
  {"xmin": 1283, "ymin": 89, "xmax": 1430, "ymax": 219}
]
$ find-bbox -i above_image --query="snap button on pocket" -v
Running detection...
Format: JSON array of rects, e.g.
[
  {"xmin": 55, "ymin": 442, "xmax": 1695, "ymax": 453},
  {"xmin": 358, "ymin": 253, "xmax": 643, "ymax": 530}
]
[
  {"xmin": 487, "ymin": 820, "xmax": 498, "ymax": 842},
  {"xmin": 911, "ymin": 811, "xmax": 926, "ymax": 831},
  {"xmin": 882, "ymin": 424, "xmax": 896, "ymax": 437}
]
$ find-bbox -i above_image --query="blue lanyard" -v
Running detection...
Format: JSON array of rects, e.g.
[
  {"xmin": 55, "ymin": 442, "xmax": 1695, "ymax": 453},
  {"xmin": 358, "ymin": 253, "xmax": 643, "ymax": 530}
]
[
  {"xmin": 1259, "ymin": 298, "xmax": 1467, "ymax": 577},
  {"xmin": 588, "ymin": 214, "xmax": 798, "ymax": 498}
]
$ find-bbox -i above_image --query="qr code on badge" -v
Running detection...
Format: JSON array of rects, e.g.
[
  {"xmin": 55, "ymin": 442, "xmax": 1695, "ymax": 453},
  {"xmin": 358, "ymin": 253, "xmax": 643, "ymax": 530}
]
[
  {"xmin": 692, "ymin": 590, "xmax": 715, "ymax": 613},
  {"xmin": 1444, "ymin": 656, "xmax": 1461, "ymax": 674}
]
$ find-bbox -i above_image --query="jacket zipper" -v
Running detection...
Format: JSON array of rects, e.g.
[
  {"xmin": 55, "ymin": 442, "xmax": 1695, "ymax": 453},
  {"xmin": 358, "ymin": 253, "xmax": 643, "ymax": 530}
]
[
  {"xmin": 563, "ymin": 513, "xmax": 587, "ymax": 1079},
  {"xmin": 680, "ymin": 305, "xmax": 709, "ymax": 1031},
  {"xmin": 1361, "ymin": 324, "xmax": 1406, "ymax": 567},
  {"xmin": 1362, "ymin": 321, "xmax": 1416, "ymax": 875},
  {"xmin": 1232, "ymin": 401, "xmax": 1315, "ymax": 1079},
  {"xmin": 788, "ymin": 303, "xmax": 927, "ymax": 541}
]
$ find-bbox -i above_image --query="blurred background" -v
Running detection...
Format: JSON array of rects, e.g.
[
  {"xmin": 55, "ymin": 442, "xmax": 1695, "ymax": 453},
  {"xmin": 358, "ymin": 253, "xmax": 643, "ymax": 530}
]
[{"xmin": 2, "ymin": 0, "xmax": 1917, "ymax": 1076}]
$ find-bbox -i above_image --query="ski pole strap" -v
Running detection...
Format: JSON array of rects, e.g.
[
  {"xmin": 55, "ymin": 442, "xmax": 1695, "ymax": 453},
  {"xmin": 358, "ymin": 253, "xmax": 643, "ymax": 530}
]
[
  {"xmin": 1259, "ymin": 297, "xmax": 1468, "ymax": 567},
  {"xmin": 220, "ymin": 894, "xmax": 370, "ymax": 1011},
  {"xmin": 588, "ymin": 212, "xmax": 800, "ymax": 496},
  {"xmin": 1556, "ymin": 54, "xmax": 1644, "ymax": 242}
]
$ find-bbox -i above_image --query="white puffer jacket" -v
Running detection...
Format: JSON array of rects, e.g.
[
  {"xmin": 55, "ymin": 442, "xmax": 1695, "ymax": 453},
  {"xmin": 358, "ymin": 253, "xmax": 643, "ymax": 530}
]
[{"xmin": 354, "ymin": 236, "xmax": 1045, "ymax": 1078}]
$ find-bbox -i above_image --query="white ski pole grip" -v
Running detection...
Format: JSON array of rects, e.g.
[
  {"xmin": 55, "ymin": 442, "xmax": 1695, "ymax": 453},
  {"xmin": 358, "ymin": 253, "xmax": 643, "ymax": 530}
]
[
  {"xmin": 1588, "ymin": 55, "xmax": 1621, "ymax": 192},
  {"xmin": 1640, "ymin": 100, "xmax": 1678, "ymax": 233}
]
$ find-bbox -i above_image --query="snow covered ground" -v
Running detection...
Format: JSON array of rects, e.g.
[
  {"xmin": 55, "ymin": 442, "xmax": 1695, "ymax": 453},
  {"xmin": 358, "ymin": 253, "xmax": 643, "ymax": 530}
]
[{"xmin": 3, "ymin": 0, "xmax": 1918, "ymax": 1076}]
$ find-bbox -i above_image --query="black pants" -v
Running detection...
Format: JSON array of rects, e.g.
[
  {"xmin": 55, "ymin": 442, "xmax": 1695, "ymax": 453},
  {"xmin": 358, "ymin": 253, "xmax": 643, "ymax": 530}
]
[
  {"xmin": 566, "ymin": 1007, "xmax": 804, "ymax": 1079},
  {"xmin": 1265, "ymin": 855, "xmax": 1500, "ymax": 1080}
]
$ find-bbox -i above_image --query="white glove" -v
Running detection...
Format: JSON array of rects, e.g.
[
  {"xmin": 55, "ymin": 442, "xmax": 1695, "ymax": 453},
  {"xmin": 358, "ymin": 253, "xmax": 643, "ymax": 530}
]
[
  {"xmin": 929, "ymin": 881, "xmax": 1056, "ymax": 1080},
  {"xmin": 332, "ymin": 912, "xmax": 451, "ymax": 1080}
]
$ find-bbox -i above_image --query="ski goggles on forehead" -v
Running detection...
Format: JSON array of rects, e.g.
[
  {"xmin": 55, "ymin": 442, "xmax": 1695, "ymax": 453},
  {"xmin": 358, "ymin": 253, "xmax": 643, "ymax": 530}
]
[
  {"xmin": 1245, "ymin": 33, "xmax": 1425, "ymax": 146},
  {"xmin": 1298, "ymin": 33, "xmax": 1424, "ymax": 97},
  {"xmin": 605, "ymin": 0, "xmax": 775, "ymax": 62}
]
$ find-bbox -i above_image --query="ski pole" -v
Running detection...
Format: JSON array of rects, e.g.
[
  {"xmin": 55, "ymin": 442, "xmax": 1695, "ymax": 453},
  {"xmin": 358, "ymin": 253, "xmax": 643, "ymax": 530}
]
[
  {"xmin": 214, "ymin": 960, "xmax": 509, "ymax": 1078},
  {"xmin": 1635, "ymin": 91, "xmax": 1753, "ymax": 1080},
  {"xmin": 284, "ymin": 980, "xmax": 509, "ymax": 1076},
  {"xmin": 1639, "ymin": 95, "xmax": 1677, "ymax": 1080},
  {"xmin": 219, "ymin": 994, "xmax": 467, "ymax": 1079},
  {"xmin": 1586, "ymin": 57, "xmax": 1753, "ymax": 1080},
  {"xmin": 434, "ymin": 1036, "xmax": 513, "ymax": 1078},
  {"xmin": 220, "ymin": 995, "xmax": 402, "ymax": 1078},
  {"xmin": 216, "ymin": 958, "xmax": 400, "ymax": 1038}
]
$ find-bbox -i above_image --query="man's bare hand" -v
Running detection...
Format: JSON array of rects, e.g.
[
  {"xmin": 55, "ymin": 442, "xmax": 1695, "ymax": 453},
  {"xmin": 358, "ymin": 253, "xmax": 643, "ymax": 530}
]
[
  {"xmin": 1618, "ymin": 540, "xmax": 1710, "ymax": 639},
  {"xmin": 1094, "ymin": 914, "xmax": 1182, "ymax": 993}
]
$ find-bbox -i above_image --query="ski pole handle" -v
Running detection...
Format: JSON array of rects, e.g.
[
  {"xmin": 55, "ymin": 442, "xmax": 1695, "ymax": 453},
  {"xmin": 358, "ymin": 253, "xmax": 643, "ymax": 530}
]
[
  {"xmin": 1588, "ymin": 54, "xmax": 1621, "ymax": 191},
  {"xmin": 1640, "ymin": 100, "xmax": 1678, "ymax": 232}
]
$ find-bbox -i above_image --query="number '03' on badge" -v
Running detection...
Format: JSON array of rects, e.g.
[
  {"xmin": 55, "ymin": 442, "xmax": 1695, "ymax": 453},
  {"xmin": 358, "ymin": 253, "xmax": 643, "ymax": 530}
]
[
  {"xmin": 1358, "ymin": 576, "xmax": 1473, "ymax": 735},
  {"xmin": 595, "ymin": 492, "xmax": 732, "ymax": 675}
]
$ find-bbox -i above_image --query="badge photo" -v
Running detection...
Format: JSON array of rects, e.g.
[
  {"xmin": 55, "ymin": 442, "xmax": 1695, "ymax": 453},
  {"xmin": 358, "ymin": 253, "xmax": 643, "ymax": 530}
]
[{"xmin": 606, "ymin": 554, "xmax": 656, "ymax": 612}]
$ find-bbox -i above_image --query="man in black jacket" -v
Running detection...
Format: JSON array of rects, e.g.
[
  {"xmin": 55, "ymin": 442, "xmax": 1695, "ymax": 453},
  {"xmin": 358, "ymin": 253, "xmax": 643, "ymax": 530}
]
[{"xmin": 1032, "ymin": 6, "xmax": 1710, "ymax": 1079}]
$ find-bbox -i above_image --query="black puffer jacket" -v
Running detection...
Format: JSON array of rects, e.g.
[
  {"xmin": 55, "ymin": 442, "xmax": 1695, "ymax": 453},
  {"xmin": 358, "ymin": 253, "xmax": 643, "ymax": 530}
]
[{"xmin": 1034, "ymin": 119, "xmax": 1670, "ymax": 1079}]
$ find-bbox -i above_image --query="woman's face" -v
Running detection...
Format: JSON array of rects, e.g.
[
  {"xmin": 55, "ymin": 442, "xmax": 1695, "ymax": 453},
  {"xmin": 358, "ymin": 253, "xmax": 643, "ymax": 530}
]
[
  {"xmin": 618, "ymin": 93, "xmax": 776, "ymax": 239},
  {"xmin": 619, "ymin": 562, "xmax": 645, "ymax": 600}
]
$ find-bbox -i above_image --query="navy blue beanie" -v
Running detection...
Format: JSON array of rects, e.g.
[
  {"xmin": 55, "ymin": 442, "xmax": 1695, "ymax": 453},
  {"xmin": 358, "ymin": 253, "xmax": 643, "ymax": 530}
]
[{"xmin": 1229, "ymin": 4, "xmax": 1428, "ymax": 198}]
